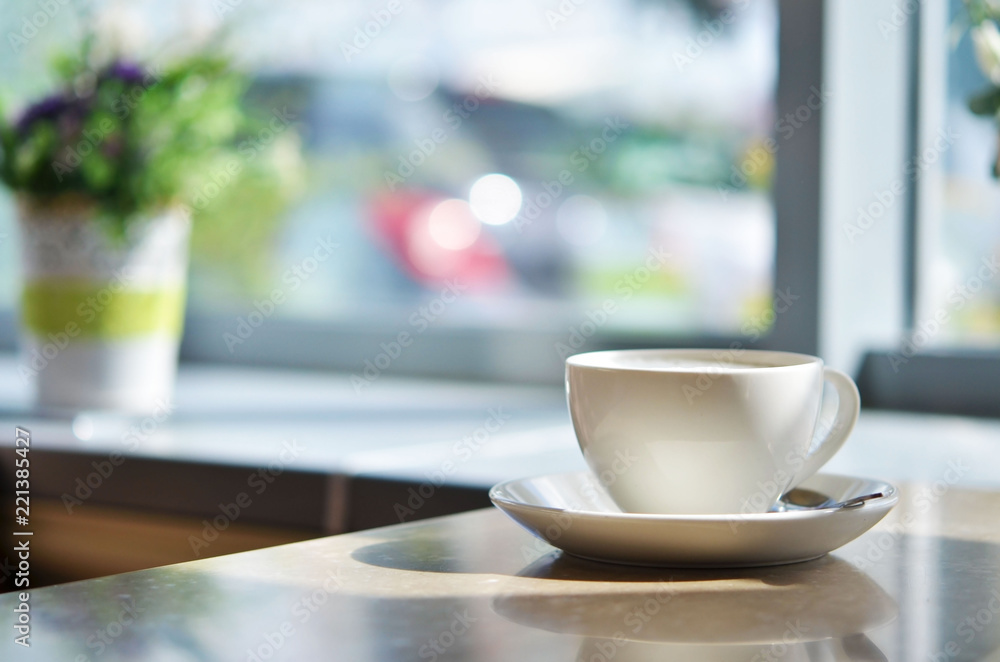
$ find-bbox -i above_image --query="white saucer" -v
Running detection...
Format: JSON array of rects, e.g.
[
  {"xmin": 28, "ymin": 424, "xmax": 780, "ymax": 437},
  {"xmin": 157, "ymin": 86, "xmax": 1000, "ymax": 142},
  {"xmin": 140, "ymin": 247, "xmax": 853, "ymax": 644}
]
[{"xmin": 489, "ymin": 472, "xmax": 898, "ymax": 567}]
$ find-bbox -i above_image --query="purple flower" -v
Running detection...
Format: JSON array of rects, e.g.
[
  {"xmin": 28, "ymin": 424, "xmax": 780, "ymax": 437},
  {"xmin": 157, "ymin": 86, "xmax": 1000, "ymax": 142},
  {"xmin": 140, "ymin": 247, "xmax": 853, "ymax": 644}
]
[
  {"xmin": 15, "ymin": 94, "xmax": 70, "ymax": 133},
  {"xmin": 105, "ymin": 60, "xmax": 146, "ymax": 85}
]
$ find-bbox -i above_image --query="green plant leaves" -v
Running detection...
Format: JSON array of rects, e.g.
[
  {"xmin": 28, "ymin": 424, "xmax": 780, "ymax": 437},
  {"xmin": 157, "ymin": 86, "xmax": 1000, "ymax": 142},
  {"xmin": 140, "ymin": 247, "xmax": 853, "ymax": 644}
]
[
  {"xmin": 0, "ymin": 46, "xmax": 290, "ymax": 235},
  {"xmin": 968, "ymin": 86, "xmax": 1000, "ymax": 116}
]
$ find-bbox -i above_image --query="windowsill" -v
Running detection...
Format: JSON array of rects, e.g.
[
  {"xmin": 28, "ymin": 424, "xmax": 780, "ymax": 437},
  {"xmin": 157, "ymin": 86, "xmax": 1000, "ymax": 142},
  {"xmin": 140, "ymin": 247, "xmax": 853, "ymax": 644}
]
[
  {"xmin": 0, "ymin": 353, "xmax": 571, "ymax": 478},
  {"xmin": 2, "ymin": 352, "xmax": 1000, "ymax": 507}
]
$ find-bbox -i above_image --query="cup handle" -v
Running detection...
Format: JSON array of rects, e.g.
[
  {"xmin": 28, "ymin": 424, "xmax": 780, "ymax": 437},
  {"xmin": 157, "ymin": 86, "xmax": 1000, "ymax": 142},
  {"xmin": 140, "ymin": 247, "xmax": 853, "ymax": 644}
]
[{"xmin": 791, "ymin": 367, "xmax": 861, "ymax": 487}]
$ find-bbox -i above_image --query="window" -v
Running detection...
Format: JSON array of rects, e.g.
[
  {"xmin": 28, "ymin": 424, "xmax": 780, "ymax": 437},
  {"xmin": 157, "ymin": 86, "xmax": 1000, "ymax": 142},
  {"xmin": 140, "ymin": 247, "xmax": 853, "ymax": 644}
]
[
  {"xmin": 1, "ymin": 0, "xmax": 808, "ymax": 384},
  {"xmin": 180, "ymin": 0, "xmax": 789, "ymax": 380},
  {"xmin": 916, "ymin": 0, "xmax": 1000, "ymax": 350},
  {"xmin": 852, "ymin": 0, "xmax": 1000, "ymax": 417}
]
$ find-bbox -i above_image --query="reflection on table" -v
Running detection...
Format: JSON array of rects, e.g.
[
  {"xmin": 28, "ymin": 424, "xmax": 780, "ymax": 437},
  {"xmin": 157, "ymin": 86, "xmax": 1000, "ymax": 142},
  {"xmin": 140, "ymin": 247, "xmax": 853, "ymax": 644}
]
[{"xmin": 1, "ymin": 481, "xmax": 998, "ymax": 661}]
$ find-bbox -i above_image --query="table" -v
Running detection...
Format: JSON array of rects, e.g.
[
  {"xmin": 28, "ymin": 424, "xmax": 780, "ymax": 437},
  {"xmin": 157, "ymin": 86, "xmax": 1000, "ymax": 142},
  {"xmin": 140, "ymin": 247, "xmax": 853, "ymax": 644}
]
[{"xmin": 3, "ymin": 480, "xmax": 999, "ymax": 661}]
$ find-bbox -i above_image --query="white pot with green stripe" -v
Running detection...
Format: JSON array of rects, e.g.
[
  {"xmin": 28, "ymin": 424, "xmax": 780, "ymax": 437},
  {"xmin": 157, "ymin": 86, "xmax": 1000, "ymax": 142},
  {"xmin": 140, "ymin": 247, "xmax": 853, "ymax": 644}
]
[{"xmin": 18, "ymin": 200, "xmax": 190, "ymax": 413}]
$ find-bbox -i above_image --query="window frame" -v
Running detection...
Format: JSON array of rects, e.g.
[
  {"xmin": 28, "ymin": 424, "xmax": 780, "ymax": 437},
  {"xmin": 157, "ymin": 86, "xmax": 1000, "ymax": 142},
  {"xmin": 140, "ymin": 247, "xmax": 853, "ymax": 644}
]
[{"xmin": 853, "ymin": 0, "xmax": 1000, "ymax": 418}]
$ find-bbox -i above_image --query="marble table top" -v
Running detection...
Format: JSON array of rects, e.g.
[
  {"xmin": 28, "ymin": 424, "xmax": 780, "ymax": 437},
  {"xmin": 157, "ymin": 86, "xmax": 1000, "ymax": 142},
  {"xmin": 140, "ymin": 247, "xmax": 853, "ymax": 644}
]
[{"xmin": 3, "ymin": 480, "xmax": 999, "ymax": 661}]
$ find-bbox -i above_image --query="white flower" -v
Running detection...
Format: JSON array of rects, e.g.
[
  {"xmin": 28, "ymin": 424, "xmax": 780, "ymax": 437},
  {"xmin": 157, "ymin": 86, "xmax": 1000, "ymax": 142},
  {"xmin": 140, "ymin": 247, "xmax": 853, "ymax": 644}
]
[
  {"xmin": 972, "ymin": 20, "xmax": 1000, "ymax": 85},
  {"xmin": 91, "ymin": 3, "xmax": 152, "ymax": 62}
]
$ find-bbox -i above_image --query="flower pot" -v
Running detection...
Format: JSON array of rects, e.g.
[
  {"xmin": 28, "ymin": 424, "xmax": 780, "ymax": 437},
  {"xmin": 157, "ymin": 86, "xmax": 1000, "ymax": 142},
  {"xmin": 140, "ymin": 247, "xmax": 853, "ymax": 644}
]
[{"xmin": 17, "ymin": 199, "xmax": 190, "ymax": 413}]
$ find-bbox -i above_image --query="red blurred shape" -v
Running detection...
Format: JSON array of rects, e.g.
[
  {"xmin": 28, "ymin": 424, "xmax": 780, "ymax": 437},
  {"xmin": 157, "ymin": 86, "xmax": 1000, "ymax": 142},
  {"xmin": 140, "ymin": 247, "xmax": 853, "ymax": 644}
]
[{"xmin": 367, "ymin": 190, "xmax": 509, "ymax": 289}]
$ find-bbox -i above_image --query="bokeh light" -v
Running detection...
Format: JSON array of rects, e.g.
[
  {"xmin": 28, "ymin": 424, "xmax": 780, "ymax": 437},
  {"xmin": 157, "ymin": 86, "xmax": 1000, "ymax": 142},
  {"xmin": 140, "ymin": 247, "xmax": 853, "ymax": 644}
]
[
  {"xmin": 468, "ymin": 174, "xmax": 522, "ymax": 225},
  {"xmin": 427, "ymin": 199, "xmax": 481, "ymax": 250}
]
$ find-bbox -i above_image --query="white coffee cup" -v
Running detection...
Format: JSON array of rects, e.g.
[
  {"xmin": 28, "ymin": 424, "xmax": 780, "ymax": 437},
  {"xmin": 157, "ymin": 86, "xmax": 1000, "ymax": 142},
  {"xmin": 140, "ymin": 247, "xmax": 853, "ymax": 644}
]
[{"xmin": 566, "ymin": 349, "xmax": 860, "ymax": 515}]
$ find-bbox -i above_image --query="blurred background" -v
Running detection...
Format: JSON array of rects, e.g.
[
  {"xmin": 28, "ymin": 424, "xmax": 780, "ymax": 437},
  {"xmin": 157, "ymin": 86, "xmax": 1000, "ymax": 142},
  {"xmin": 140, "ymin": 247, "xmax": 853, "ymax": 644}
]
[
  {"xmin": 0, "ymin": 0, "xmax": 998, "ymax": 381},
  {"xmin": 0, "ymin": 0, "xmax": 997, "ymax": 386},
  {"xmin": 2, "ymin": 0, "xmax": 780, "ymax": 374}
]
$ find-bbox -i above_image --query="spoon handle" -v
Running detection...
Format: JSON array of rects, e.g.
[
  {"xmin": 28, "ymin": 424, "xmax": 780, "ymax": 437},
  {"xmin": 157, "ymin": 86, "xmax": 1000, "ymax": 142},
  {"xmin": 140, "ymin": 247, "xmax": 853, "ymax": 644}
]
[{"xmin": 838, "ymin": 492, "xmax": 886, "ymax": 509}]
